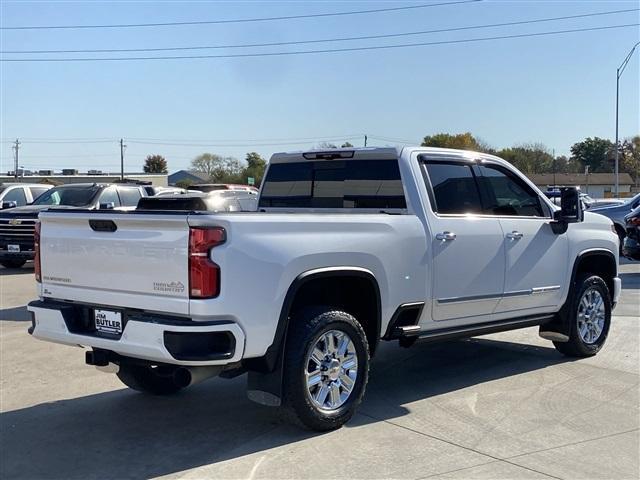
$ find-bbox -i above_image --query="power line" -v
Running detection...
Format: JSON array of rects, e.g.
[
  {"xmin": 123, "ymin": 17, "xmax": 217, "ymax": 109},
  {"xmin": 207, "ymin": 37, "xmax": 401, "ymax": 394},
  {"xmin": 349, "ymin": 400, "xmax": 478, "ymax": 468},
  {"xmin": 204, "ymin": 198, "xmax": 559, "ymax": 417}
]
[
  {"xmin": 0, "ymin": 139, "xmax": 116, "ymax": 143},
  {"xmin": 368, "ymin": 135, "xmax": 418, "ymax": 144},
  {"xmin": 4, "ymin": 8, "xmax": 635, "ymax": 55},
  {"xmin": 0, "ymin": 135, "xmax": 363, "ymax": 145},
  {"xmin": 127, "ymin": 134, "xmax": 363, "ymax": 143},
  {"xmin": 2, "ymin": 23, "xmax": 636, "ymax": 62},
  {"xmin": 0, "ymin": 153, "xmax": 118, "ymax": 158},
  {"xmin": 0, "ymin": 1, "xmax": 480, "ymax": 31},
  {"xmin": 127, "ymin": 137, "xmax": 363, "ymax": 147}
]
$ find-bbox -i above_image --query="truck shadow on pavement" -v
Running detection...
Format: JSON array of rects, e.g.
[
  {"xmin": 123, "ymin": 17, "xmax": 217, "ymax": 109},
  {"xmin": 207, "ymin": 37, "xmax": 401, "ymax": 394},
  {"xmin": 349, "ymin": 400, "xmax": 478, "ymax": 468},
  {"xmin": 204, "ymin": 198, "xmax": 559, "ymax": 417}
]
[
  {"xmin": 619, "ymin": 271, "xmax": 640, "ymax": 289},
  {"xmin": 0, "ymin": 267, "xmax": 33, "ymax": 276},
  {"xmin": 0, "ymin": 337, "xmax": 572, "ymax": 479},
  {"xmin": 0, "ymin": 306, "xmax": 29, "ymax": 322}
]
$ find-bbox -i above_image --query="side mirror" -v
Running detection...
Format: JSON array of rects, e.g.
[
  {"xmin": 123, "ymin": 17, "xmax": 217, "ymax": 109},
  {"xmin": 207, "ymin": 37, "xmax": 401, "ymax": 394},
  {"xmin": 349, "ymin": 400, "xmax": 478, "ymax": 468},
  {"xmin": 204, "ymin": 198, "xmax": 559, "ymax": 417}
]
[
  {"xmin": 552, "ymin": 187, "xmax": 583, "ymax": 232},
  {"xmin": 1, "ymin": 201, "xmax": 18, "ymax": 210},
  {"xmin": 99, "ymin": 202, "xmax": 115, "ymax": 210}
]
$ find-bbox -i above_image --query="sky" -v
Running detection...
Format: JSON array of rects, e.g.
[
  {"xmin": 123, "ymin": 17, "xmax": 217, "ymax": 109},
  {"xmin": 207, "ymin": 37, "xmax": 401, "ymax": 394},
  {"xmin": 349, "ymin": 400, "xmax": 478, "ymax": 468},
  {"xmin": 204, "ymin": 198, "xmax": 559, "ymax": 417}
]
[{"xmin": 1, "ymin": 0, "xmax": 639, "ymax": 175}]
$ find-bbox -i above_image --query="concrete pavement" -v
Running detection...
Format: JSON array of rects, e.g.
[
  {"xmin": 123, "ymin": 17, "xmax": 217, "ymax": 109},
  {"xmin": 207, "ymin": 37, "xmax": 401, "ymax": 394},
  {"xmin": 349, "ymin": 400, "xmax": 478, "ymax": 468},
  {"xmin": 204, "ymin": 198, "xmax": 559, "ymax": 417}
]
[{"xmin": 1, "ymin": 262, "xmax": 638, "ymax": 479}]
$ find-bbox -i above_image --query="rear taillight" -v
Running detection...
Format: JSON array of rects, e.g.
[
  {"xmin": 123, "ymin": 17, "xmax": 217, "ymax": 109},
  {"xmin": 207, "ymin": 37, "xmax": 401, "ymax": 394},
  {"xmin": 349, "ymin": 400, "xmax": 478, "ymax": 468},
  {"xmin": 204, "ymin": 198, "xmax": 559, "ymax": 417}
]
[
  {"xmin": 189, "ymin": 227, "xmax": 226, "ymax": 298},
  {"xmin": 34, "ymin": 222, "xmax": 41, "ymax": 283}
]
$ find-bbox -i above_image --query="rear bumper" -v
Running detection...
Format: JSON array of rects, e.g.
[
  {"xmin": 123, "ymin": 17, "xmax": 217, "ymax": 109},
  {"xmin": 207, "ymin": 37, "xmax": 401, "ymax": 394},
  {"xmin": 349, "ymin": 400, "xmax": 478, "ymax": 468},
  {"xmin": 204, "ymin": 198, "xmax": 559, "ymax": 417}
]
[
  {"xmin": 27, "ymin": 300, "xmax": 245, "ymax": 366},
  {"xmin": 0, "ymin": 250, "xmax": 34, "ymax": 260}
]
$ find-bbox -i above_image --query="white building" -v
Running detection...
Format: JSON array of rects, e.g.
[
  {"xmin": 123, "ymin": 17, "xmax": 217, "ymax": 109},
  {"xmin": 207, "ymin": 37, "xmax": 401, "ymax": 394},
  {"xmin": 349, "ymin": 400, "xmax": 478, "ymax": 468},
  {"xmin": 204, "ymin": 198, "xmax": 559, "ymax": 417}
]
[{"xmin": 527, "ymin": 173, "xmax": 634, "ymax": 199}]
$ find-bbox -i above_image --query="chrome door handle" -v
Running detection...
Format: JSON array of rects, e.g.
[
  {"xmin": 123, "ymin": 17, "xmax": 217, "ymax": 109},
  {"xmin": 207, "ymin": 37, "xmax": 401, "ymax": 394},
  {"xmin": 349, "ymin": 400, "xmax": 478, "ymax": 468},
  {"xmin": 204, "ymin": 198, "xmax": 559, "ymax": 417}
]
[
  {"xmin": 436, "ymin": 231, "xmax": 456, "ymax": 241},
  {"xmin": 506, "ymin": 231, "xmax": 523, "ymax": 240}
]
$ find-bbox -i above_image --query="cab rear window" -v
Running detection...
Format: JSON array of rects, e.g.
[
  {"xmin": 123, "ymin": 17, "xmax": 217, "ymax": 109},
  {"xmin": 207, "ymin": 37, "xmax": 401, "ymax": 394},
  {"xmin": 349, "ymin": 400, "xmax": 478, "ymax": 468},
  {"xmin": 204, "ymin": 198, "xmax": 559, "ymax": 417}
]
[{"xmin": 259, "ymin": 159, "xmax": 406, "ymax": 209}]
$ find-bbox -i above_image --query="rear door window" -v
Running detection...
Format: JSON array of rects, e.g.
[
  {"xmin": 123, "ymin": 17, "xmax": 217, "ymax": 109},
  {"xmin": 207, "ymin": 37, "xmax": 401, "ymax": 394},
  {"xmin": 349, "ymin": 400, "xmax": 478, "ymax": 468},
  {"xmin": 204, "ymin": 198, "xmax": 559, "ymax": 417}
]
[
  {"xmin": 99, "ymin": 188, "xmax": 121, "ymax": 208},
  {"xmin": 423, "ymin": 162, "xmax": 483, "ymax": 214},
  {"xmin": 28, "ymin": 186, "xmax": 50, "ymax": 201},
  {"xmin": 259, "ymin": 160, "xmax": 406, "ymax": 209},
  {"xmin": 117, "ymin": 187, "xmax": 143, "ymax": 207}
]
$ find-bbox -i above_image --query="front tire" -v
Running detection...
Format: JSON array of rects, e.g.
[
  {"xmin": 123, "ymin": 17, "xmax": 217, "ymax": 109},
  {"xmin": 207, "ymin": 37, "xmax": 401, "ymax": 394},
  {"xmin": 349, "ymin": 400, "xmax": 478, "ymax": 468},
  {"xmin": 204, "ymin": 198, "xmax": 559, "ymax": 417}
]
[
  {"xmin": 117, "ymin": 364, "xmax": 184, "ymax": 395},
  {"xmin": 282, "ymin": 307, "xmax": 370, "ymax": 431},
  {"xmin": 553, "ymin": 274, "xmax": 611, "ymax": 357},
  {"xmin": 0, "ymin": 259, "xmax": 26, "ymax": 269}
]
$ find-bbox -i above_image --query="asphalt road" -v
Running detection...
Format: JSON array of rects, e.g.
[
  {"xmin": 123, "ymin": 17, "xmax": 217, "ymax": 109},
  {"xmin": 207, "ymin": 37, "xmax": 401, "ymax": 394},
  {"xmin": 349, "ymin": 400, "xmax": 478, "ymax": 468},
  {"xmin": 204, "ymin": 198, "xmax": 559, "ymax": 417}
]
[{"xmin": 1, "ymin": 262, "xmax": 638, "ymax": 480}]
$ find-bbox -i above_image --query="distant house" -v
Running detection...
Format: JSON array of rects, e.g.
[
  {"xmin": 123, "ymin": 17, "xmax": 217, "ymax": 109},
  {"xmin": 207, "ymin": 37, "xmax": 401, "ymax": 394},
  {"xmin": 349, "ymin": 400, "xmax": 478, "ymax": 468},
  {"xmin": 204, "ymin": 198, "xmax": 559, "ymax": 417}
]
[
  {"xmin": 168, "ymin": 170, "xmax": 209, "ymax": 186},
  {"xmin": 527, "ymin": 173, "xmax": 634, "ymax": 198}
]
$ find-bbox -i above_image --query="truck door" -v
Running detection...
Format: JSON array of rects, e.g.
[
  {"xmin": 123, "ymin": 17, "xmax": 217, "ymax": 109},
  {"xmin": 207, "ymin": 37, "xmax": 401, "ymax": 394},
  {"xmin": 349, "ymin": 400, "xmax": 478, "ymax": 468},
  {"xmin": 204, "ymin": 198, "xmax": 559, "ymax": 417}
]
[
  {"xmin": 420, "ymin": 158, "xmax": 506, "ymax": 322},
  {"xmin": 474, "ymin": 164, "xmax": 568, "ymax": 312}
]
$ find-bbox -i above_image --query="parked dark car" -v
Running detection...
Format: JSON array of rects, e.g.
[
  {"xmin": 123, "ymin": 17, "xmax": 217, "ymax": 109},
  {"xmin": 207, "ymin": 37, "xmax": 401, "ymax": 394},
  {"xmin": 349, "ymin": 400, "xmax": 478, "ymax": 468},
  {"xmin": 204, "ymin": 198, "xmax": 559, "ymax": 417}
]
[
  {"xmin": 0, "ymin": 183, "xmax": 146, "ymax": 269},
  {"xmin": 622, "ymin": 205, "xmax": 640, "ymax": 261},
  {"xmin": 591, "ymin": 193, "xmax": 640, "ymax": 251}
]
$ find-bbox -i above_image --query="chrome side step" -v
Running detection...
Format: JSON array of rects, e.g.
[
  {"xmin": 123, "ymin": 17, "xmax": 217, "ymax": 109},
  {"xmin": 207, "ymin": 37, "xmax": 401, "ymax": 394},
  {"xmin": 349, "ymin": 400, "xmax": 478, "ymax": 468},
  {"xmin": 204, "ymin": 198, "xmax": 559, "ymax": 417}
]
[{"xmin": 398, "ymin": 314, "xmax": 554, "ymax": 344}]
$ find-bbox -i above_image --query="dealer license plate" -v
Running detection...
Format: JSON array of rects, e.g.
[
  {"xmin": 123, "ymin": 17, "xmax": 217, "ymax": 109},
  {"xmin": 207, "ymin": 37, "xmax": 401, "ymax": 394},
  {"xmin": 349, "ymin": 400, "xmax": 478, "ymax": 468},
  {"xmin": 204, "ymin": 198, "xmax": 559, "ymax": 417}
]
[
  {"xmin": 8, "ymin": 244, "xmax": 19, "ymax": 253},
  {"xmin": 94, "ymin": 309, "xmax": 123, "ymax": 335}
]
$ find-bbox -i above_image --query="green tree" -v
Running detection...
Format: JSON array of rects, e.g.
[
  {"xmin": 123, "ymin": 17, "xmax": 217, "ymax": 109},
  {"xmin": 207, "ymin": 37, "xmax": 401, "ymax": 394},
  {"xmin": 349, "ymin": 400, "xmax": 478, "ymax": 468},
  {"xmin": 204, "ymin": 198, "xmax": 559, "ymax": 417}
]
[
  {"xmin": 497, "ymin": 143, "xmax": 554, "ymax": 174},
  {"xmin": 421, "ymin": 132, "xmax": 489, "ymax": 152},
  {"xmin": 621, "ymin": 135, "xmax": 640, "ymax": 186},
  {"xmin": 570, "ymin": 137, "xmax": 615, "ymax": 173},
  {"xmin": 244, "ymin": 152, "xmax": 267, "ymax": 186},
  {"xmin": 214, "ymin": 157, "xmax": 244, "ymax": 183},
  {"xmin": 143, "ymin": 154, "xmax": 168, "ymax": 173},
  {"xmin": 191, "ymin": 153, "xmax": 224, "ymax": 179},
  {"xmin": 553, "ymin": 155, "xmax": 582, "ymax": 174}
]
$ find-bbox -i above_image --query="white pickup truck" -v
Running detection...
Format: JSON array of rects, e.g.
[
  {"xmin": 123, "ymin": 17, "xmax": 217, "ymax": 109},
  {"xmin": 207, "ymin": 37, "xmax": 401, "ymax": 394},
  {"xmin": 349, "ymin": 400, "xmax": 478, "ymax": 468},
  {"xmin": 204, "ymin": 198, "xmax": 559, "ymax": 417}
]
[{"xmin": 28, "ymin": 147, "xmax": 621, "ymax": 431}]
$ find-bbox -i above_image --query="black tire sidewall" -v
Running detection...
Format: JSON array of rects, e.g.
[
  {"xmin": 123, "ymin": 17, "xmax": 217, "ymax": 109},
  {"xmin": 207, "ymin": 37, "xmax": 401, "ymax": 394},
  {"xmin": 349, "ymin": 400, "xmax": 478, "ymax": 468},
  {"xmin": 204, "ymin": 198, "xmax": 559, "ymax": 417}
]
[
  {"xmin": 283, "ymin": 308, "xmax": 369, "ymax": 431},
  {"xmin": 0, "ymin": 259, "xmax": 27, "ymax": 269}
]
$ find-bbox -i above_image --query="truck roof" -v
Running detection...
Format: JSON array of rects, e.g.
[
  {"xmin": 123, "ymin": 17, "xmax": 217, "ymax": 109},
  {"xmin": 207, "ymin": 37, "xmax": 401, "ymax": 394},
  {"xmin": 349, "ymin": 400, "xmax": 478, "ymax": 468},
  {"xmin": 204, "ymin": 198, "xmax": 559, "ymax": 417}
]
[{"xmin": 269, "ymin": 146, "xmax": 506, "ymax": 164}]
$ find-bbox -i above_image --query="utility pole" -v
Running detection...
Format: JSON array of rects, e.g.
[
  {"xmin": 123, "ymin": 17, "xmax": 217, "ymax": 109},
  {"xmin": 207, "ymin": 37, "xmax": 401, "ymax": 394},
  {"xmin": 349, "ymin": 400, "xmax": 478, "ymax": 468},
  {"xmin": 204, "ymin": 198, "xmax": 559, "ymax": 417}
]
[
  {"xmin": 364, "ymin": 135, "xmax": 367, "ymax": 147},
  {"xmin": 552, "ymin": 148, "xmax": 556, "ymax": 187},
  {"xmin": 12, "ymin": 138, "xmax": 20, "ymax": 181},
  {"xmin": 615, "ymin": 41, "xmax": 640, "ymax": 198},
  {"xmin": 120, "ymin": 138, "xmax": 125, "ymax": 181}
]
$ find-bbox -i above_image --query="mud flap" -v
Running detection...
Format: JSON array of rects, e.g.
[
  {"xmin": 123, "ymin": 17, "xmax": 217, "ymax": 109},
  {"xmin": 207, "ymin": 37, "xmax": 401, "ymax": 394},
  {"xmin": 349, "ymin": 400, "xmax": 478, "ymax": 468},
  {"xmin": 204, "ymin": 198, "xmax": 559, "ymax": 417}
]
[
  {"xmin": 246, "ymin": 346, "xmax": 285, "ymax": 407},
  {"xmin": 538, "ymin": 287, "xmax": 574, "ymax": 343}
]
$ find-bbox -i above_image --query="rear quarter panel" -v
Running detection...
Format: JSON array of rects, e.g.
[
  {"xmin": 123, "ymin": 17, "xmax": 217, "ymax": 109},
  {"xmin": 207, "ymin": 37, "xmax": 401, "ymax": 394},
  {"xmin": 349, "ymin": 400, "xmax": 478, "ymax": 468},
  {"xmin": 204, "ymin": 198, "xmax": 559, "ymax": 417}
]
[{"xmin": 189, "ymin": 213, "xmax": 427, "ymax": 358}]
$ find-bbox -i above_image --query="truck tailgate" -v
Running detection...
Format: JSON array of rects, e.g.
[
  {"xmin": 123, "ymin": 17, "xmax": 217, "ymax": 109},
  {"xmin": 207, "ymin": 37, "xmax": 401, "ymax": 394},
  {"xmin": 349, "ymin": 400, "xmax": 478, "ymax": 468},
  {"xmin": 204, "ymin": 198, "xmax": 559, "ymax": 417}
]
[{"xmin": 38, "ymin": 211, "xmax": 190, "ymax": 314}]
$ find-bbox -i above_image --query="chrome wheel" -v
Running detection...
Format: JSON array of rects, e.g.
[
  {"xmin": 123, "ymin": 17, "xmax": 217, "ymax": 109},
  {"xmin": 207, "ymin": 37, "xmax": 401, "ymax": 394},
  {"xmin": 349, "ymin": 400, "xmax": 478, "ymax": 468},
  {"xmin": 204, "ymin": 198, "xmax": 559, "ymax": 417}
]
[
  {"xmin": 305, "ymin": 329, "xmax": 358, "ymax": 411},
  {"xmin": 577, "ymin": 287, "xmax": 605, "ymax": 344}
]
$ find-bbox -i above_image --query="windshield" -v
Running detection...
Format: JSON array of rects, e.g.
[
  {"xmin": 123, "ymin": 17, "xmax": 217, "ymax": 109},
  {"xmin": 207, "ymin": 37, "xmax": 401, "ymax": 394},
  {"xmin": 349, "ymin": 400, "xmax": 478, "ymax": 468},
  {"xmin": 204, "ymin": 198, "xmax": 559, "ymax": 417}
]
[
  {"xmin": 33, "ymin": 185, "xmax": 101, "ymax": 207},
  {"xmin": 625, "ymin": 193, "xmax": 640, "ymax": 206}
]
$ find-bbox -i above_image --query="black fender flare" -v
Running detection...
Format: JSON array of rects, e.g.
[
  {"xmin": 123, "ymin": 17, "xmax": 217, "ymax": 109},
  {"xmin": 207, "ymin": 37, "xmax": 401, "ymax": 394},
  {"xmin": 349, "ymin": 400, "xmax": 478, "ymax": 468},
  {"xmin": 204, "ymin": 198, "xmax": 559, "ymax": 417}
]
[
  {"xmin": 540, "ymin": 248, "xmax": 616, "ymax": 338},
  {"xmin": 246, "ymin": 267, "xmax": 381, "ymax": 406}
]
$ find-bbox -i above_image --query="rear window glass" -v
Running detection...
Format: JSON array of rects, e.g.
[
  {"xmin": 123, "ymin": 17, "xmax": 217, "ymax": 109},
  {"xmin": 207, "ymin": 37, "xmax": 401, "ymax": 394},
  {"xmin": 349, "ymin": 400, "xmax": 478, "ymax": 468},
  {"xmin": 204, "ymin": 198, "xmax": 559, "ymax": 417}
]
[
  {"xmin": 118, "ymin": 187, "xmax": 142, "ymax": 207},
  {"xmin": 259, "ymin": 160, "xmax": 406, "ymax": 209}
]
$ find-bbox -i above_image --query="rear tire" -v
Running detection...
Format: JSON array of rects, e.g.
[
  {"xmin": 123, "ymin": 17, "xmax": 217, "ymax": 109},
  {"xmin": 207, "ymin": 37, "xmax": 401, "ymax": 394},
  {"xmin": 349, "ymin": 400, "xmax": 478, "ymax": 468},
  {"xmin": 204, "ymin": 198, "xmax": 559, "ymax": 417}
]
[
  {"xmin": 553, "ymin": 274, "xmax": 611, "ymax": 357},
  {"xmin": 117, "ymin": 364, "xmax": 184, "ymax": 395},
  {"xmin": 282, "ymin": 307, "xmax": 370, "ymax": 431},
  {"xmin": 0, "ymin": 259, "xmax": 26, "ymax": 269}
]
